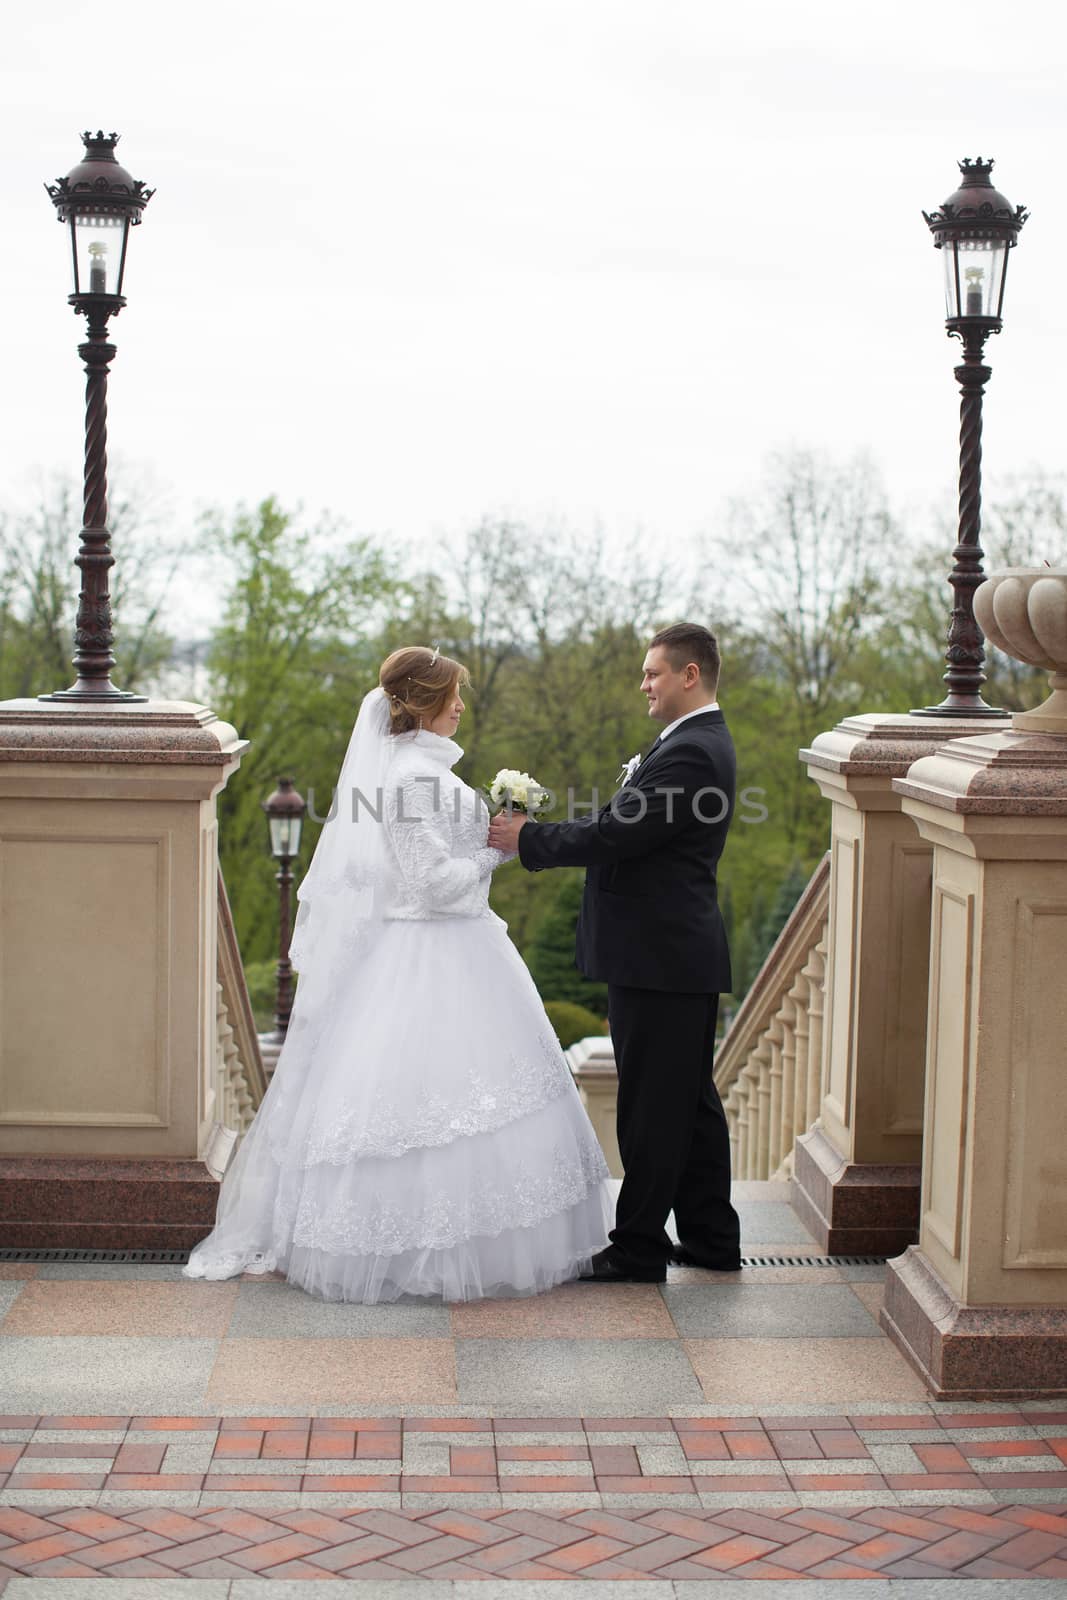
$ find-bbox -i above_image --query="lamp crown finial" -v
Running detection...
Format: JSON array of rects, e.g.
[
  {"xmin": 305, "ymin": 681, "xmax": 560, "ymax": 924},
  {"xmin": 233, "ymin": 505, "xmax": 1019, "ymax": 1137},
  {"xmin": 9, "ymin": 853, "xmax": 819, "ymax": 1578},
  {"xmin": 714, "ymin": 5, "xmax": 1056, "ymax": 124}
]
[
  {"xmin": 80, "ymin": 130, "xmax": 120, "ymax": 160},
  {"xmin": 958, "ymin": 156, "xmax": 995, "ymax": 185}
]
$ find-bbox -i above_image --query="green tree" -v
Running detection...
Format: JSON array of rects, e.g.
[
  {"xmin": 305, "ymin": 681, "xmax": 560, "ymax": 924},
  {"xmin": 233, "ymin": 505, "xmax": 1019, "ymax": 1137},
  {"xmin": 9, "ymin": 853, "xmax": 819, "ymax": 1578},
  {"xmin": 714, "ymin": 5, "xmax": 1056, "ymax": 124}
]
[
  {"xmin": 0, "ymin": 474, "xmax": 182, "ymax": 699},
  {"xmin": 202, "ymin": 496, "xmax": 396, "ymax": 960},
  {"xmin": 526, "ymin": 873, "xmax": 608, "ymax": 1014}
]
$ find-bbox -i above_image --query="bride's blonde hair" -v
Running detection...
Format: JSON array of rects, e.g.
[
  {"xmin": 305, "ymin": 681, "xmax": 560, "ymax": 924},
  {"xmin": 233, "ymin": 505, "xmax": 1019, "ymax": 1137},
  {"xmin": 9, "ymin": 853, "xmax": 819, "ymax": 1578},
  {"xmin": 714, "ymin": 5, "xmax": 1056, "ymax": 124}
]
[{"xmin": 379, "ymin": 646, "xmax": 470, "ymax": 735}]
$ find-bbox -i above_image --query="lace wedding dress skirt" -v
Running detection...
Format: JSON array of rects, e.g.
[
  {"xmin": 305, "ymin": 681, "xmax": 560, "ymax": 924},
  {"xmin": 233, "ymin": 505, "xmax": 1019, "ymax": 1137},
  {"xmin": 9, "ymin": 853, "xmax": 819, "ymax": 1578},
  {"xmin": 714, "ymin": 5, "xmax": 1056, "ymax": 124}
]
[{"xmin": 184, "ymin": 730, "xmax": 612, "ymax": 1302}]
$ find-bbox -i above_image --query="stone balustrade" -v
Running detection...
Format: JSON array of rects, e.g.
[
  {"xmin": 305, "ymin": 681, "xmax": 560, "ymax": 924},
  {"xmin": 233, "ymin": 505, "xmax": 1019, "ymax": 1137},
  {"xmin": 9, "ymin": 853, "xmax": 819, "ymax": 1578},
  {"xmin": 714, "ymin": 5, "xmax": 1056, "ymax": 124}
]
[
  {"xmin": 206, "ymin": 870, "xmax": 267, "ymax": 1178},
  {"xmin": 715, "ymin": 856, "xmax": 829, "ymax": 1180}
]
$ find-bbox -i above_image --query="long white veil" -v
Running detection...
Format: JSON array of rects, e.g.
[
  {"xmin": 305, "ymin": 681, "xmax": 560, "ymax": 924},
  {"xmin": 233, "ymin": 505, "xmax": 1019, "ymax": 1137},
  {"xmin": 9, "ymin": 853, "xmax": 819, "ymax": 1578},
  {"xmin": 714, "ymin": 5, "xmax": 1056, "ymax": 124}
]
[{"xmin": 287, "ymin": 686, "xmax": 397, "ymax": 1002}]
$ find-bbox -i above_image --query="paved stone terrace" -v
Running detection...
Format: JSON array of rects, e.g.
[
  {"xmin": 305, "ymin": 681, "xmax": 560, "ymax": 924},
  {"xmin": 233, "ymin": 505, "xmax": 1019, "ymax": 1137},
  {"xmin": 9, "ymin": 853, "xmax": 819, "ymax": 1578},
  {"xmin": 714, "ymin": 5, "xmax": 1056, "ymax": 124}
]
[{"xmin": 1, "ymin": 1183, "xmax": 1066, "ymax": 1591}]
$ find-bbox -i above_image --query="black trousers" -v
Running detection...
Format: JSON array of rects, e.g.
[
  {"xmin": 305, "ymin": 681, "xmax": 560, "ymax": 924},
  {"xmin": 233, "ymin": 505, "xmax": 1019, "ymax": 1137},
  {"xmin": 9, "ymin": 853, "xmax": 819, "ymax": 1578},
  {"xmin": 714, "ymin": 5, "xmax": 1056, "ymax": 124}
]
[{"xmin": 606, "ymin": 984, "xmax": 740, "ymax": 1270}]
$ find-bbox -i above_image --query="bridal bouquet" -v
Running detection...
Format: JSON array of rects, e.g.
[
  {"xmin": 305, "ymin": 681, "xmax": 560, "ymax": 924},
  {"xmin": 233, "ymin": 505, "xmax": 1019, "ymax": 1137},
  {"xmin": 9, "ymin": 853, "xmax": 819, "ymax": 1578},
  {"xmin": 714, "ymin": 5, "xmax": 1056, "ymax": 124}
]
[{"xmin": 482, "ymin": 768, "xmax": 551, "ymax": 819}]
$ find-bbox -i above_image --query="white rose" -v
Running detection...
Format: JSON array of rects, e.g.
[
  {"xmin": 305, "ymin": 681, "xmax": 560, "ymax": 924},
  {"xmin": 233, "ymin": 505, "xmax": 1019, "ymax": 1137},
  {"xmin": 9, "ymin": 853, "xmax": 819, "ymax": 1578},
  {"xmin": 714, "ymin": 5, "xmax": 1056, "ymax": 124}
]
[{"xmin": 489, "ymin": 768, "xmax": 546, "ymax": 813}]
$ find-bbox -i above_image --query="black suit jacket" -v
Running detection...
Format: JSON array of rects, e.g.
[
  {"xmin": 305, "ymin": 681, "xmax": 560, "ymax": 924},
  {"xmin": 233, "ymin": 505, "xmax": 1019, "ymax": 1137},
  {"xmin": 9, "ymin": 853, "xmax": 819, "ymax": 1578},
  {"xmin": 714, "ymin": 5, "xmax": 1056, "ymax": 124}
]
[{"xmin": 518, "ymin": 709, "xmax": 735, "ymax": 993}]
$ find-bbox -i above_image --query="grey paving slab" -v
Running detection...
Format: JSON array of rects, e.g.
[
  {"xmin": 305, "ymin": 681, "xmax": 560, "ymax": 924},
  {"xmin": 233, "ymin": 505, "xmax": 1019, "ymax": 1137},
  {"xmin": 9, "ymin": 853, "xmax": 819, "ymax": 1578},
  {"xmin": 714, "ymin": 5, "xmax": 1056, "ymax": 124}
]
[
  {"xmin": 635, "ymin": 1443, "xmax": 689, "ymax": 1473},
  {"xmin": 695, "ymin": 1490, "xmax": 802, "ymax": 1508},
  {"xmin": 858, "ymin": 1427, "xmax": 952, "ymax": 1443},
  {"xmin": 33, "ymin": 1430, "xmax": 128, "ymax": 1443},
  {"xmin": 497, "ymin": 1491, "xmax": 603, "ymax": 1508},
  {"xmin": 455, "ymin": 1337, "xmax": 705, "ymax": 1406},
  {"xmin": 734, "ymin": 1202, "xmax": 819, "ymax": 1246},
  {"xmin": 402, "ymin": 1429, "xmax": 494, "ymax": 1445},
  {"xmin": 498, "ymin": 1459, "xmax": 594, "ymax": 1477},
  {"xmin": 662, "ymin": 1282, "xmax": 882, "ymax": 1337},
  {"xmin": 867, "ymin": 1442, "xmax": 924, "ymax": 1472},
  {"xmin": 229, "ymin": 1279, "xmax": 451, "ymax": 1337},
  {"xmin": 401, "ymin": 1492, "xmax": 504, "ymax": 1508},
  {"xmin": 0, "ymin": 1488, "xmax": 103, "ymax": 1507},
  {"xmin": 894, "ymin": 1487, "xmax": 998, "ymax": 1504},
  {"xmin": 945, "ymin": 1424, "xmax": 1044, "ymax": 1440},
  {"xmin": 493, "ymin": 1431, "xmax": 586, "ymax": 1445},
  {"xmin": 96, "ymin": 1489, "xmax": 203, "ymax": 1507},
  {"xmin": 0, "ymin": 1280, "xmax": 24, "ymax": 1319},
  {"xmin": 793, "ymin": 1488, "xmax": 902, "ymax": 1506},
  {"xmin": 34, "ymin": 1262, "xmax": 190, "ymax": 1279},
  {"xmin": 600, "ymin": 1492, "xmax": 703, "ymax": 1509},
  {"xmin": 233, "ymin": 1585, "xmax": 458, "ymax": 1600},
  {"xmin": 458, "ymin": 1582, "xmax": 675, "ymax": 1599},
  {"xmin": 0, "ymin": 1336, "xmax": 218, "ymax": 1410},
  {"xmin": 878, "ymin": 1589, "xmax": 1067, "ymax": 1598},
  {"xmin": 689, "ymin": 1458, "xmax": 790, "ymax": 1477},
  {"xmin": 989, "ymin": 1484, "xmax": 1067, "ymax": 1502},
  {"xmin": 4, "ymin": 1585, "xmax": 230, "ymax": 1600},
  {"xmin": 158, "ymin": 1438, "xmax": 217, "ymax": 1472},
  {"xmin": 400, "ymin": 1443, "xmax": 451, "ymax": 1473},
  {"xmin": 837, "ymin": 1262, "xmax": 892, "ymax": 1281},
  {"xmin": 673, "ymin": 1588, "xmax": 891, "ymax": 1599}
]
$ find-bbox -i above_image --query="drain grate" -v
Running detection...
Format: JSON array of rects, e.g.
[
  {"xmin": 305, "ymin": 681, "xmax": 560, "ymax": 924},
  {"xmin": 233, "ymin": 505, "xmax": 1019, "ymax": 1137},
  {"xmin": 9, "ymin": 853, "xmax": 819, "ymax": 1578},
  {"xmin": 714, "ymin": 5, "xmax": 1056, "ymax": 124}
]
[
  {"xmin": 0, "ymin": 1248, "xmax": 889, "ymax": 1269},
  {"xmin": 738, "ymin": 1254, "xmax": 887, "ymax": 1268},
  {"xmin": 0, "ymin": 1247, "xmax": 190, "ymax": 1265}
]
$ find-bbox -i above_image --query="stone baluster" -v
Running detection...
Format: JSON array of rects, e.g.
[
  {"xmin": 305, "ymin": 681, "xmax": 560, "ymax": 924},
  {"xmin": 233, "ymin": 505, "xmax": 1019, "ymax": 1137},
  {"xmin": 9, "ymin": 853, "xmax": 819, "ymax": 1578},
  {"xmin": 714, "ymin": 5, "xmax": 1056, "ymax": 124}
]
[
  {"xmin": 805, "ymin": 932, "xmax": 828, "ymax": 1133},
  {"xmin": 777, "ymin": 994, "xmax": 797, "ymax": 1177},
  {"xmin": 741, "ymin": 1056, "xmax": 762, "ymax": 1178},
  {"xmin": 754, "ymin": 1035, "xmax": 773, "ymax": 1179},
  {"xmin": 725, "ymin": 1083, "xmax": 740, "ymax": 1176},
  {"xmin": 788, "ymin": 973, "xmax": 810, "ymax": 1152},
  {"xmin": 766, "ymin": 1017, "xmax": 785, "ymax": 1177},
  {"xmin": 735, "ymin": 1062, "xmax": 750, "ymax": 1178}
]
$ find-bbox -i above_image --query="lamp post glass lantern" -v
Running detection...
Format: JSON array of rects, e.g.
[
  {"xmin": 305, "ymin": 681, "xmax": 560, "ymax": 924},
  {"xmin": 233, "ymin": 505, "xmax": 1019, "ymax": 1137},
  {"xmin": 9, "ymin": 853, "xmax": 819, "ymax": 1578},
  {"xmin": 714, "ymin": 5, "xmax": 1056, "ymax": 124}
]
[
  {"xmin": 916, "ymin": 157, "xmax": 1028, "ymax": 718},
  {"xmin": 262, "ymin": 777, "xmax": 306, "ymax": 1040},
  {"xmin": 41, "ymin": 131, "xmax": 154, "ymax": 703}
]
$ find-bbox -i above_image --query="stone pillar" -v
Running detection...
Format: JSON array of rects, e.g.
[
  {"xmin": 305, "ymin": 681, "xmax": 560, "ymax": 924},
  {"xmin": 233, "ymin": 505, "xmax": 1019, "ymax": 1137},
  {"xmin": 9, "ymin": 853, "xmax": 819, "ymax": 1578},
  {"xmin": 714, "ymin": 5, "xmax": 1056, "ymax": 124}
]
[
  {"xmin": 882, "ymin": 730, "xmax": 1067, "ymax": 1397},
  {"xmin": 795, "ymin": 713, "xmax": 980, "ymax": 1254},
  {"xmin": 566, "ymin": 1035, "xmax": 622, "ymax": 1177},
  {"xmin": 0, "ymin": 700, "xmax": 247, "ymax": 1248}
]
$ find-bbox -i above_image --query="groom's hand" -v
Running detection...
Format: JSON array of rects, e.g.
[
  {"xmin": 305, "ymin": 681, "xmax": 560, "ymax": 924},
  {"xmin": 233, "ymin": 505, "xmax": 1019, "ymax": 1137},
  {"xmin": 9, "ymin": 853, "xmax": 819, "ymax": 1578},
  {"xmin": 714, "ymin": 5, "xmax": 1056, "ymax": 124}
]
[{"xmin": 488, "ymin": 811, "xmax": 527, "ymax": 853}]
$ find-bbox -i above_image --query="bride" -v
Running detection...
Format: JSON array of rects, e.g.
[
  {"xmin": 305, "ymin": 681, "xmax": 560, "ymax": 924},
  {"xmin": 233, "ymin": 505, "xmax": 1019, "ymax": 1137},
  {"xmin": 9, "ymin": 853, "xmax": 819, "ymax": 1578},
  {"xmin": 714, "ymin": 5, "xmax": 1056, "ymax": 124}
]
[{"xmin": 184, "ymin": 645, "xmax": 612, "ymax": 1302}]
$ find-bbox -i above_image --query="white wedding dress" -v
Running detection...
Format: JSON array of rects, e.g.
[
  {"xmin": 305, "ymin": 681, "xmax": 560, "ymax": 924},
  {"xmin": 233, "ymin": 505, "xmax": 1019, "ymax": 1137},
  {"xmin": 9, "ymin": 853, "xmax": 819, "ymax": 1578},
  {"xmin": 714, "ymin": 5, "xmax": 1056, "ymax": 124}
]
[{"xmin": 184, "ymin": 708, "xmax": 612, "ymax": 1302}]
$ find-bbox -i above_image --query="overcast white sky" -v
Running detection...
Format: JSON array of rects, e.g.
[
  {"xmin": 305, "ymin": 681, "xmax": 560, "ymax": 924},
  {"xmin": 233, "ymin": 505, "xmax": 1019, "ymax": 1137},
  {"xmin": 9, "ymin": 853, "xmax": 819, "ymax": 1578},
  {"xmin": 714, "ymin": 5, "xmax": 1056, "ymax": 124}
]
[{"xmin": 4, "ymin": 0, "xmax": 1067, "ymax": 630}]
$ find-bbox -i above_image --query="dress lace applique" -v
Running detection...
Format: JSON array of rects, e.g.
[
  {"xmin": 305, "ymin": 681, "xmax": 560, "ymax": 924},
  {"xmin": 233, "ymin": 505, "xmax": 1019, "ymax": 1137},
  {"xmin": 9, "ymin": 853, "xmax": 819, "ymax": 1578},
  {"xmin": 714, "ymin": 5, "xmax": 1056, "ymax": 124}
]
[
  {"xmin": 292, "ymin": 1033, "xmax": 574, "ymax": 1164},
  {"xmin": 292, "ymin": 1137, "xmax": 608, "ymax": 1256}
]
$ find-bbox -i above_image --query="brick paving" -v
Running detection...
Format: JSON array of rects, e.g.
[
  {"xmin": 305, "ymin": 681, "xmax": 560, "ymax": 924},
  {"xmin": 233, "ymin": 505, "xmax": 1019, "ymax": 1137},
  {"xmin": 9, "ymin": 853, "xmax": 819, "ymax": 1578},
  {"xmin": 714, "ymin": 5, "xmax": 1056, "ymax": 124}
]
[{"xmin": 0, "ymin": 1498, "xmax": 1065, "ymax": 1579}]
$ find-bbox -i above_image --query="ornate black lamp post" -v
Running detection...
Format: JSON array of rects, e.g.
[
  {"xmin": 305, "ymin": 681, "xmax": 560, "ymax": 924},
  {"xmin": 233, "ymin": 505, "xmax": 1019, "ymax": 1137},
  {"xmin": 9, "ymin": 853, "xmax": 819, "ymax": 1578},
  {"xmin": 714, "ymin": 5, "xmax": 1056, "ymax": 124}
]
[
  {"xmin": 42, "ymin": 131, "xmax": 154, "ymax": 703},
  {"xmin": 915, "ymin": 157, "xmax": 1028, "ymax": 718},
  {"xmin": 262, "ymin": 777, "xmax": 306, "ymax": 1040}
]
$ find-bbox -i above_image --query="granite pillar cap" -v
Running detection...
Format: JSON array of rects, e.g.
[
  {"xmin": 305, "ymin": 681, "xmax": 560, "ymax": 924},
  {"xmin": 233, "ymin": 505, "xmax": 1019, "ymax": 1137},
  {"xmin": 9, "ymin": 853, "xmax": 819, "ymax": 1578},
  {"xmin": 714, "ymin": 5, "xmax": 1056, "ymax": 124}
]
[
  {"xmin": 801, "ymin": 710, "xmax": 1000, "ymax": 778},
  {"xmin": 894, "ymin": 728, "xmax": 1067, "ymax": 815},
  {"xmin": 0, "ymin": 698, "xmax": 247, "ymax": 766}
]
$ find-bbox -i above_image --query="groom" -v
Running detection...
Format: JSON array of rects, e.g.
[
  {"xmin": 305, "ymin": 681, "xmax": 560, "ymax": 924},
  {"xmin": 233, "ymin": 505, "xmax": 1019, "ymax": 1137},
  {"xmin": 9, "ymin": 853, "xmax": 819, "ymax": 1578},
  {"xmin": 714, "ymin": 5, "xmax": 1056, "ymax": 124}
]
[{"xmin": 488, "ymin": 622, "xmax": 741, "ymax": 1283}]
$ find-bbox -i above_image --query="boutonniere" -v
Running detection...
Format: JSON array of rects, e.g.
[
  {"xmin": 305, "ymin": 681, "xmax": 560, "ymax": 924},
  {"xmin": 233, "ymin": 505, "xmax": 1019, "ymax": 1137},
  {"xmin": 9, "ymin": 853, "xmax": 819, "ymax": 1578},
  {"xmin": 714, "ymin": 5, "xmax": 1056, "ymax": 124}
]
[{"xmin": 616, "ymin": 753, "xmax": 642, "ymax": 786}]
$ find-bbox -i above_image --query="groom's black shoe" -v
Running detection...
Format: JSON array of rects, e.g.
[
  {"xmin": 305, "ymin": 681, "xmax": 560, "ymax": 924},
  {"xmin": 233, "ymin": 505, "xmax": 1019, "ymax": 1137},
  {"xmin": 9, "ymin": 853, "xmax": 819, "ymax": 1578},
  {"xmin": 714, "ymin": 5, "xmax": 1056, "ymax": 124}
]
[
  {"xmin": 580, "ymin": 1247, "xmax": 666, "ymax": 1285},
  {"xmin": 669, "ymin": 1245, "xmax": 743, "ymax": 1272}
]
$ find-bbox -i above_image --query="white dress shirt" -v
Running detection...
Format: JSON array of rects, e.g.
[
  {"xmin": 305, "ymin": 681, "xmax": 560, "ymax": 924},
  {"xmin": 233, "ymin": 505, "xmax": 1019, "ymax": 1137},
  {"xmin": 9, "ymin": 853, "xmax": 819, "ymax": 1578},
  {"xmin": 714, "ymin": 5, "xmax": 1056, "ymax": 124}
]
[{"xmin": 656, "ymin": 701, "xmax": 720, "ymax": 744}]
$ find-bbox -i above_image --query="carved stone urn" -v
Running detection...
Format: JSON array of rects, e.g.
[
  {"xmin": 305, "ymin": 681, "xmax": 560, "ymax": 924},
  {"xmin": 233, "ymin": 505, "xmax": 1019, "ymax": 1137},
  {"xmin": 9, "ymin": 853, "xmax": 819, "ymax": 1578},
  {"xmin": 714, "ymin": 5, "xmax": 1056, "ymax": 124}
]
[{"xmin": 974, "ymin": 568, "xmax": 1067, "ymax": 733}]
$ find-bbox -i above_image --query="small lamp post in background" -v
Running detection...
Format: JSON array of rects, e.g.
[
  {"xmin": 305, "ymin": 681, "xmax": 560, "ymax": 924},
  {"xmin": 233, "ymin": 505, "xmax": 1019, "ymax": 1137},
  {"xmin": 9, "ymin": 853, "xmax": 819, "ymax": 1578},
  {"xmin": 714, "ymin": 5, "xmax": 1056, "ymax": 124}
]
[
  {"xmin": 916, "ymin": 157, "xmax": 1028, "ymax": 718},
  {"xmin": 262, "ymin": 777, "xmax": 306, "ymax": 1042},
  {"xmin": 42, "ymin": 131, "xmax": 154, "ymax": 703}
]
